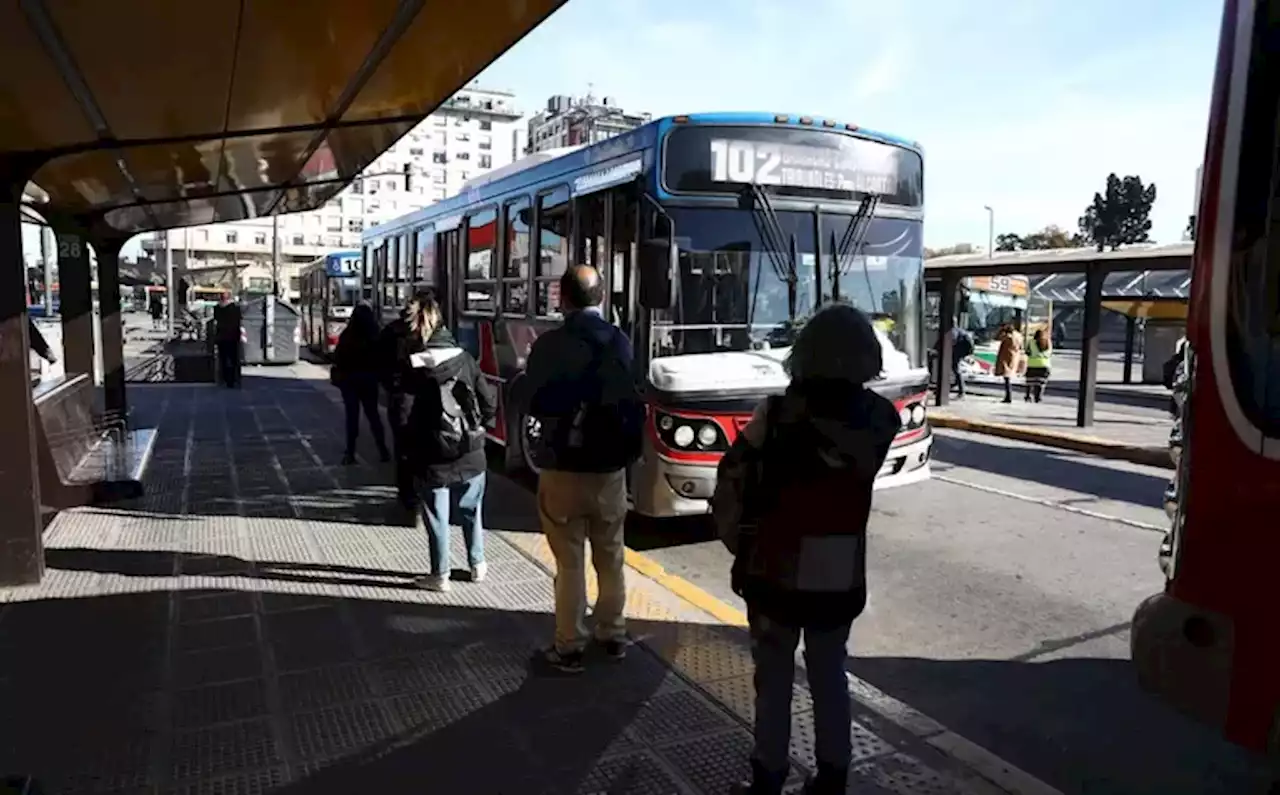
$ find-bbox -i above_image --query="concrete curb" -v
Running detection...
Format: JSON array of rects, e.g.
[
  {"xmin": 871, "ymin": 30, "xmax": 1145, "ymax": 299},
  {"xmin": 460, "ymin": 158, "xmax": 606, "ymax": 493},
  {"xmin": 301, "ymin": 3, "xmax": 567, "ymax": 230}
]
[{"xmin": 930, "ymin": 415, "xmax": 1174, "ymax": 470}]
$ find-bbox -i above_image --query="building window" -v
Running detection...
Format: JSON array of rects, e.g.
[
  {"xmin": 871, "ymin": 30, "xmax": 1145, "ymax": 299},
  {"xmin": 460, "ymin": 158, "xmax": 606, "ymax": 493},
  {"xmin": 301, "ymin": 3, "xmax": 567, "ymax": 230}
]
[
  {"xmin": 289, "ymin": 276, "xmax": 301, "ymax": 293},
  {"xmin": 432, "ymin": 152, "xmax": 447, "ymax": 164},
  {"xmin": 254, "ymin": 232, "xmax": 267, "ymax": 246},
  {"xmin": 460, "ymin": 171, "xmax": 471, "ymax": 181},
  {"xmin": 479, "ymin": 137, "xmax": 492, "ymax": 151},
  {"xmin": 226, "ymin": 231, "xmax": 238, "ymax": 244},
  {"xmin": 456, "ymin": 132, "xmax": 470, "ymax": 143},
  {"xmin": 432, "ymin": 171, "xmax": 446, "ymax": 184},
  {"xmin": 479, "ymin": 155, "xmax": 492, "ymax": 169},
  {"xmin": 350, "ymin": 179, "xmax": 363, "ymax": 194},
  {"xmin": 291, "ymin": 234, "xmax": 304, "ymax": 246},
  {"xmin": 479, "ymin": 120, "xmax": 492, "ymax": 131},
  {"xmin": 535, "ymin": 187, "xmax": 569, "ymax": 317},
  {"xmin": 463, "ymin": 207, "xmax": 497, "ymax": 312},
  {"xmin": 385, "ymin": 179, "xmax": 397, "ymax": 191},
  {"xmin": 325, "ymin": 216, "xmax": 342, "ymax": 232},
  {"xmin": 409, "ymin": 147, "xmax": 424, "ymax": 156},
  {"xmin": 347, "ymin": 218, "xmax": 364, "ymax": 233},
  {"xmin": 433, "ymin": 116, "xmax": 447, "ymax": 127},
  {"xmin": 503, "ymin": 198, "xmax": 530, "ymax": 314},
  {"xmin": 456, "ymin": 151, "xmax": 470, "ymax": 161}
]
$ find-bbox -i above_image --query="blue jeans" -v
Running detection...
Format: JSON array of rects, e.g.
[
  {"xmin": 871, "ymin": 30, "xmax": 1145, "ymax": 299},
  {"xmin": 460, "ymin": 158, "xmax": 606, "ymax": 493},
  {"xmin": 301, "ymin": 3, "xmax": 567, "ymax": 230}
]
[
  {"xmin": 749, "ymin": 610, "xmax": 854, "ymax": 774},
  {"xmin": 415, "ymin": 473, "xmax": 486, "ymax": 576}
]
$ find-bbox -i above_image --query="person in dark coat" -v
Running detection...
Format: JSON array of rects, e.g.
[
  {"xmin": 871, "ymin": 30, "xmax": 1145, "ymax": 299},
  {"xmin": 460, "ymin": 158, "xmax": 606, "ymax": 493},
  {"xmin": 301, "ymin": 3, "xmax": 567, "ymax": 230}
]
[
  {"xmin": 212, "ymin": 290, "xmax": 242, "ymax": 388},
  {"xmin": 401, "ymin": 289, "xmax": 497, "ymax": 592},
  {"xmin": 378, "ymin": 300, "xmax": 421, "ymax": 505},
  {"xmin": 331, "ymin": 302, "xmax": 391, "ymax": 465},
  {"xmin": 713, "ymin": 304, "xmax": 901, "ymax": 795}
]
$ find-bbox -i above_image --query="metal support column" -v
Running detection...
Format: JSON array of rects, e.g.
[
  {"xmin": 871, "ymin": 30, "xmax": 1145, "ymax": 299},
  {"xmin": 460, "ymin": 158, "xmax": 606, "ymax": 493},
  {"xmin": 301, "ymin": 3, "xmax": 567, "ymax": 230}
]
[
  {"xmin": 1122, "ymin": 315, "xmax": 1137, "ymax": 384},
  {"xmin": 0, "ymin": 169, "xmax": 45, "ymax": 586},
  {"xmin": 1076, "ymin": 263, "xmax": 1104, "ymax": 427},
  {"xmin": 55, "ymin": 228, "xmax": 95, "ymax": 379},
  {"xmin": 96, "ymin": 239, "xmax": 127, "ymax": 417},
  {"xmin": 935, "ymin": 271, "xmax": 959, "ymax": 407}
]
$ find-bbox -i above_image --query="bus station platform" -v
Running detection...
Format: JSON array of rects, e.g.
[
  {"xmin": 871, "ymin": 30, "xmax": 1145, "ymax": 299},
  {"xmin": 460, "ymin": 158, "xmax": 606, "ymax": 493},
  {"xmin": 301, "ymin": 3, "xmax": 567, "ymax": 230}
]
[
  {"xmin": 930, "ymin": 393, "xmax": 1174, "ymax": 469},
  {"xmin": 0, "ymin": 365, "xmax": 1042, "ymax": 795}
]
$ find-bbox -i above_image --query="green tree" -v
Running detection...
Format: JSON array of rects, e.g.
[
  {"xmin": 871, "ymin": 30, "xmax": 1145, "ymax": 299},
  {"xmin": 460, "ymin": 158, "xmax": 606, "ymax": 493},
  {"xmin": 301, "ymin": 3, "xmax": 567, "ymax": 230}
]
[
  {"xmin": 924, "ymin": 243, "xmax": 976, "ymax": 259},
  {"xmin": 994, "ymin": 233, "xmax": 1022, "ymax": 251},
  {"xmin": 994, "ymin": 225, "xmax": 1085, "ymax": 251},
  {"xmin": 1078, "ymin": 173, "xmax": 1157, "ymax": 250}
]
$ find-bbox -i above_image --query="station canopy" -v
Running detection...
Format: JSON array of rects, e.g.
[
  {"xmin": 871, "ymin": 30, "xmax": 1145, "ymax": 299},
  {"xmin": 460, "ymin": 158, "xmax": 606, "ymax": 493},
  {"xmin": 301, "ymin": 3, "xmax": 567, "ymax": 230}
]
[{"xmin": 2, "ymin": 0, "xmax": 566, "ymax": 236}]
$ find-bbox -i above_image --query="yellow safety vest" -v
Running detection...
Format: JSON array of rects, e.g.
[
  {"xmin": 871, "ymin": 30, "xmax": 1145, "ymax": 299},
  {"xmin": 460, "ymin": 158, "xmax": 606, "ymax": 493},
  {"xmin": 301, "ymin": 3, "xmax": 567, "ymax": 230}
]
[{"xmin": 1026, "ymin": 337, "xmax": 1050, "ymax": 369}]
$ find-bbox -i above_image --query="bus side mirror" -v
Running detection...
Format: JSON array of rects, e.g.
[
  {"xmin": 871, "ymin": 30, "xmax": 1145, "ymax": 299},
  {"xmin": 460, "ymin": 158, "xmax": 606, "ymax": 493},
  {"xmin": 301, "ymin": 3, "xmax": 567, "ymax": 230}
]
[{"xmin": 639, "ymin": 237, "xmax": 677, "ymax": 310}]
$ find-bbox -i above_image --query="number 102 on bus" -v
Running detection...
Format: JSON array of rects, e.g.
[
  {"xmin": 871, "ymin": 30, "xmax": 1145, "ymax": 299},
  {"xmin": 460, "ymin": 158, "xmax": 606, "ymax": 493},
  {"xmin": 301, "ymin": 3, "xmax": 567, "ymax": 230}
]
[{"xmin": 709, "ymin": 138, "xmax": 784, "ymax": 185}]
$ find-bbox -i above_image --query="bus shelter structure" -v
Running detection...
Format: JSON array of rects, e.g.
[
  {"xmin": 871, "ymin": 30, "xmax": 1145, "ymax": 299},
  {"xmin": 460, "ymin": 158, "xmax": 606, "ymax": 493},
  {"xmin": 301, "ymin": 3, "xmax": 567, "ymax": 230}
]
[
  {"xmin": 0, "ymin": 0, "xmax": 566, "ymax": 587},
  {"xmin": 925, "ymin": 243, "xmax": 1193, "ymax": 425}
]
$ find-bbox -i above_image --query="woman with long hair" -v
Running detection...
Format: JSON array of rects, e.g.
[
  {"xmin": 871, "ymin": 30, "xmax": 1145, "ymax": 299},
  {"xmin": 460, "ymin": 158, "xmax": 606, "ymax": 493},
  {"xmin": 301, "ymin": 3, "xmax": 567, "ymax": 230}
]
[
  {"xmin": 401, "ymin": 290, "xmax": 498, "ymax": 591},
  {"xmin": 713, "ymin": 303, "xmax": 901, "ymax": 795},
  {"xmin": 331, "ymin": 302, "xmax": 391, "ymax": 465}
]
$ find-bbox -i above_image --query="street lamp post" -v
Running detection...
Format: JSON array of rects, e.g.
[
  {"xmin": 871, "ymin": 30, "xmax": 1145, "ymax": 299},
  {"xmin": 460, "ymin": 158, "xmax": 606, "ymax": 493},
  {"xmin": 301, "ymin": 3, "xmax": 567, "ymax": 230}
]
[{"xmin": 984, "ymin": 205, "xmax": 994, "ymax": 257}]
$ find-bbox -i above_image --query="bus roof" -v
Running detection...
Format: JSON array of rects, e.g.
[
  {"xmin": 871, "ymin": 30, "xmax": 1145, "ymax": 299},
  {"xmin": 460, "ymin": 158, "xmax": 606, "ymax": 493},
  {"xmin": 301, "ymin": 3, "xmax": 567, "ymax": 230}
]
[{"xmin": 365, "ymin": 112, "xmax": 923, "ymax": 239}]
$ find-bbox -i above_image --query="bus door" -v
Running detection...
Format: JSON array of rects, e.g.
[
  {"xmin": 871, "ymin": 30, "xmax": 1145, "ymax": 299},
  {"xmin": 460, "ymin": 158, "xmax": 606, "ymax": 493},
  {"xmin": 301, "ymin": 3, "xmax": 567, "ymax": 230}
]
[{"xmin": 435, "ymin": 227, "xmax": 461, "ymax": 330}]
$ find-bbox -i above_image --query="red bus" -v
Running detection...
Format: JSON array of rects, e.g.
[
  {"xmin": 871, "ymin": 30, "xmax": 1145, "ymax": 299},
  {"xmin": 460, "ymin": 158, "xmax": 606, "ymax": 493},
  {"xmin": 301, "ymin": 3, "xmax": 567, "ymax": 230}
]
[{"xmin": 1131, "ymin": 0, "xmax": 1280, "ymax": 783}]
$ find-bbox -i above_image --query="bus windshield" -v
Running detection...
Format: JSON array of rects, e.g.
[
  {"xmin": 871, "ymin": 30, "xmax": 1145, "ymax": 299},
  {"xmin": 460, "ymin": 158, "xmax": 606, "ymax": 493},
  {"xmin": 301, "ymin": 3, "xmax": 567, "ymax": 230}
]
[
  {"xmin": 655, "ymin": 206, "xmax": 924, "ymax": 367},
  {"xmin": 329, "ymin": 276, "xmax": 361, "ymax": 315}
]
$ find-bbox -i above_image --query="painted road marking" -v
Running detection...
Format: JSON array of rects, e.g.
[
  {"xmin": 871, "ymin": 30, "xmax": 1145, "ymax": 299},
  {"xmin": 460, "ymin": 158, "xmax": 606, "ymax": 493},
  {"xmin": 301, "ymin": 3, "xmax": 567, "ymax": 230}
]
[{"xmin": 933, "ymin": 473, "xmax": 1167, "ymax": 533}]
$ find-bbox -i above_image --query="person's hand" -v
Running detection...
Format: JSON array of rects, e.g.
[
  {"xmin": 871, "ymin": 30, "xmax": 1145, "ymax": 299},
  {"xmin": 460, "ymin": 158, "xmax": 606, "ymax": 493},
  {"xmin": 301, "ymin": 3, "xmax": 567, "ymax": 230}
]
[{"xmin": 45, "ymin": 351, "xmax": 58, "ymax": 364}]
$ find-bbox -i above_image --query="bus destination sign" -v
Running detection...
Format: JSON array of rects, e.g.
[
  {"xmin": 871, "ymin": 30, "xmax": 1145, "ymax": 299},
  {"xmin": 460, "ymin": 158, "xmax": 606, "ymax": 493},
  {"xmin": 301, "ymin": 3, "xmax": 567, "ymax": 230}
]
[{"xmin": 663, "ymin": 125, "xmax": 923, "ymax": 206}]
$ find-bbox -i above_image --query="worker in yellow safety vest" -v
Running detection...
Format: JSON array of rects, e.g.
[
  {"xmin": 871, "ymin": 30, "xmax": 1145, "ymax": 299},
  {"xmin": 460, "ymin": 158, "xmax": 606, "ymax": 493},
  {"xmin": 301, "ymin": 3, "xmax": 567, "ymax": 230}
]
[{"xmin": 1023, "ymin": 328, "xmax": 1052, "ymax": 402}]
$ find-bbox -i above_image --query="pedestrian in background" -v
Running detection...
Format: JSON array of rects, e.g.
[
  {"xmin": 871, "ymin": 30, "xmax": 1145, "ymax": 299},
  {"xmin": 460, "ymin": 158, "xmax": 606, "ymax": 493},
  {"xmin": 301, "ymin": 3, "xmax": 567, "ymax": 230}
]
[
  {"xmin": 402, "ymin": 289, "xmax": 496, "ymax": 592},
  {"xmin": 331, "ymin": 302, "xmax": 391, "ymax": 465},
  {"xmin": 212, "ymin": 290, "xmax": 242, "ymax": 388},
  {"xmin": 1023, "ymin": 327, "xmax": 1052, "ymax": 402},
  {"xmin": 519, "ymin": 265, "xmax": 645, "ymax": 674},
  {"xmin": 712, "ymin": 303, "xmax": 900, "ymax": 795},
  {"xmin": 993, "ymin": 322, "xmax": 1024, "ymax": 403},
  {"xmin": 379, "ymin": 296, "xmax": 422, "ymax": 506}
]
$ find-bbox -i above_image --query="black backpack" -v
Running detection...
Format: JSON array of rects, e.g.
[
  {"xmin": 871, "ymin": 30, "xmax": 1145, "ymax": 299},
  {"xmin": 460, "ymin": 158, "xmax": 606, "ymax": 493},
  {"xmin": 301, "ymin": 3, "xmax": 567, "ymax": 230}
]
[
  {"xmin": 434, "ymin": 372, "xmax": 485, "ymax": 460},
  {"xmin": 545, "ymin": 330, "xmax": 644, "ymax": 471},
  {"xmin": 954, "ymin": 330, "xmax": 974, "ymax": 359}
]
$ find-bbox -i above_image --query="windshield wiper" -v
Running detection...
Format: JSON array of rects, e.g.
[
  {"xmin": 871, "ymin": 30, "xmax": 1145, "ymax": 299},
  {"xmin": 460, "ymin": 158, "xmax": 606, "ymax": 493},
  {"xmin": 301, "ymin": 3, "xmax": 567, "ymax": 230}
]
[
  {"xmin": 829, "ymin": 194, "xmax": 881, "ymax": 309},
  {"xmin": 744, "ymin": 183, "xmax": 797, "ymax": 328}
]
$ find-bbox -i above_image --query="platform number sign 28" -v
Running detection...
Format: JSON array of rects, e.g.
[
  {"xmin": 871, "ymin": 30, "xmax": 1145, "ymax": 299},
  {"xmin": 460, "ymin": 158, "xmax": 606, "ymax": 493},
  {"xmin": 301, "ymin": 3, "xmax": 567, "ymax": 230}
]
[
  {"xmin": 56, "ymin": 235, "xmax": 82, "ymax": 259},
  {"xmin": 709, "ymin": 139, "xmax": 784, "ymax": 186}
]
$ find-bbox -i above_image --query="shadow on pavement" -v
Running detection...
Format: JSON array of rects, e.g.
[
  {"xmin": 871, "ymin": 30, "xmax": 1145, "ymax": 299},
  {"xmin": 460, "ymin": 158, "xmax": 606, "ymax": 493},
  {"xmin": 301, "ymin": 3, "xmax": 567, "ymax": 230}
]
[
  {"xmin": 0, "ymin": 587, "xmax": 762, "ymax": 794},
  {"xmin": 845, "ymin": 654, "xmax": 1273, "ymax": 795},
  {"xmin": 931, "ymin": 432, "xmax": 1167, "ymax": 510}
]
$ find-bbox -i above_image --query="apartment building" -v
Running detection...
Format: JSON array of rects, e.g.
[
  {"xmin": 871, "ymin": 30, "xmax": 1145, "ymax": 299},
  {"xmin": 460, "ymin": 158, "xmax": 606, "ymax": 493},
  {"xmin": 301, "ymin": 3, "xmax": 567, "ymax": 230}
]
[
  {"xmin": 143, "ymin": 85, "xmax": 525, "ymax": 298},
  {"xmin": 526, "ymin": 93, "xmax": 651, "ymax": 154}
]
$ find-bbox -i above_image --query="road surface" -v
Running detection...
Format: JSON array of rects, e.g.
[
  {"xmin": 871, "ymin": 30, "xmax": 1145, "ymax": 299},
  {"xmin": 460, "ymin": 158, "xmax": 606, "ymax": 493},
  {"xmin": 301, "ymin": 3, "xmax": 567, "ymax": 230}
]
[{"xmin": 629, "ymin": 429, "xmax": 1272, "ymax": 794}]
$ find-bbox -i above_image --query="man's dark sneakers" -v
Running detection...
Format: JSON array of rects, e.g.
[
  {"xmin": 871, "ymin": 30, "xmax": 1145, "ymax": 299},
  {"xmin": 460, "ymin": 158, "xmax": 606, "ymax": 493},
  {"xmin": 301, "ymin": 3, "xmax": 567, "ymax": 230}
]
[
  {"xmin": 541, "ymin": 647, "xmax": 585, "ymax": 674},
  {"xmin": 596, "ymin": 636, "xmax": 629, "ymax": 661}
]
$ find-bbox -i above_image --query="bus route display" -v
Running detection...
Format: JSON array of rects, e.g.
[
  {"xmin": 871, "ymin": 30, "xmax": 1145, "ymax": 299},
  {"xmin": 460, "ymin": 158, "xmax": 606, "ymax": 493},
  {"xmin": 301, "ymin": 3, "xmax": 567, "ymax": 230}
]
[{"xmin": 662, "ymin": 124, "xmax": 923, "ymax": 206}]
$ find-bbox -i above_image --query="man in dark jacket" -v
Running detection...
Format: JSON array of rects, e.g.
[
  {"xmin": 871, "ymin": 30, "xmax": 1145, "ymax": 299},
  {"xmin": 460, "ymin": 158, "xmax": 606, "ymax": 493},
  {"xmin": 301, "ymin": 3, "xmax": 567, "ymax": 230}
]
[
  {"xmin": 212, "ymin": 291, "xmax": 242, "ymax": 388},
  {"xmin": 405, "ymin": 314, "xmax": 497, "ymax": 593},
  {"xmin": 519, "ymin": 265, "xmax": 644, "ymax": 673},
  {"xmin": 378, "ymin": 304, "xmax": 419, "ymax": 505}
]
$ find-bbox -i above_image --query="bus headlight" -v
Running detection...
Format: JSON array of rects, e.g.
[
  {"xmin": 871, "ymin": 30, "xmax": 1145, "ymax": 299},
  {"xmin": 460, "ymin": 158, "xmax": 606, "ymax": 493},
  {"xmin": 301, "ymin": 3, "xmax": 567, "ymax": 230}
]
[
  {"xmin": 910, "ymin": 404, "xmax": 926, "ymax": 425},
  {"xmin": 899, "ymin": 407, "xmax": 913, "ymax": 428},
  {"xmin": 696, "ymin": 424, "xmax": 719, "ymax": 448},
  {"xmin": 653, "ymin": 410, "xmax": 729, "ymax": 453},
  {"xmin": 673, "ymin": 425, "xmax": 695, "ymax": 448}
]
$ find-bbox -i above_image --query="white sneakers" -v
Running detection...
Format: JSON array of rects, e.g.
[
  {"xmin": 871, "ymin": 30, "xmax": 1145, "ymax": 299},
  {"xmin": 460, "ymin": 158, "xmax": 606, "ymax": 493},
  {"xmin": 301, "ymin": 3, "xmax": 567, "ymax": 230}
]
[
  {"xmin": 414, "ymin": 562, "xmax": 487, "ymax": 592},
  {"xmin": 415, "ymin": 574, "xmax": 451, "ymax": 592}
]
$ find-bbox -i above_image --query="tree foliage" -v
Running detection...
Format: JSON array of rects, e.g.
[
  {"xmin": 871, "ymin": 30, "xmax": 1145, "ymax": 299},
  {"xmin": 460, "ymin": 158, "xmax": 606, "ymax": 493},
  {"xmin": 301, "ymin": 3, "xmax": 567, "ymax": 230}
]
[
  {"xmin": 1078, "ymin": 173, "xmax": 1157, "ymax": 251},
  {"xmin": 994, "ymin": 225, "xmax": 1085, "ymax": 251},
  {"xmin": 924, "ymin": 242, "xmax": 976, "ymax": 259}
]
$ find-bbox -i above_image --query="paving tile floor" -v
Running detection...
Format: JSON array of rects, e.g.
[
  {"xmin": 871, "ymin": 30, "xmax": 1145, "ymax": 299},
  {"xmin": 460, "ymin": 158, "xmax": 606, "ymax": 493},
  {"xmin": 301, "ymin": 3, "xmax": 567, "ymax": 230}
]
[{"xmin": 0, "ymin": 369, "xmax": 1004, "ymax": 794}]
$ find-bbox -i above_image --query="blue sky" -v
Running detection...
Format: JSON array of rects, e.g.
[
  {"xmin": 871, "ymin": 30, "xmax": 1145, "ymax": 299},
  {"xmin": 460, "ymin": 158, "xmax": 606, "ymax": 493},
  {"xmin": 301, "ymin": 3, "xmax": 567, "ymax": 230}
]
[{"xmin": 477, "ymin": 0, "xmax": 1222, "ymax": 248}]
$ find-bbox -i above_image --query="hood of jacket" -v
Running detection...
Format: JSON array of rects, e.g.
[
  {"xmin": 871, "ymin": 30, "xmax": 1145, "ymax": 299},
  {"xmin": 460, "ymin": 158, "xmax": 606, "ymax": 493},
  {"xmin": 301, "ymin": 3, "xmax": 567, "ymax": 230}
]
[{"xmin": 409, "ymin": 329, "xmax": 468, "ymax": 385}]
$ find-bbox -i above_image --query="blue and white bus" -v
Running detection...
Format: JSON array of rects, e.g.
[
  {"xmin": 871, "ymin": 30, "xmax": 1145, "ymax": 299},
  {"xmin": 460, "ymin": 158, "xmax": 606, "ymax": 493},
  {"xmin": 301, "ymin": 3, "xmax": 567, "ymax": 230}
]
[
  {"xmin": 363, "ymin": 112, "xmax": 933, "ymax": 518},
  {"xmin": 299, "ymin": 250, "xmax": 361, "ymax": 357}
]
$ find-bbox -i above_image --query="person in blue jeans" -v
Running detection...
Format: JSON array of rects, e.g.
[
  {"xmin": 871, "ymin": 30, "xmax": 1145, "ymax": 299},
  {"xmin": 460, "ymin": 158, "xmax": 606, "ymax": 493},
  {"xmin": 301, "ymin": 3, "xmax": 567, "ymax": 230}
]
[{"xmin": 399, "ymin": 290, "xmax": 497, "ymax": 592}]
